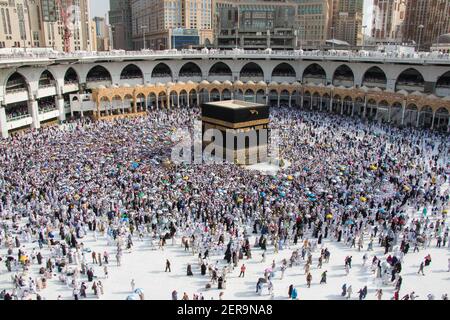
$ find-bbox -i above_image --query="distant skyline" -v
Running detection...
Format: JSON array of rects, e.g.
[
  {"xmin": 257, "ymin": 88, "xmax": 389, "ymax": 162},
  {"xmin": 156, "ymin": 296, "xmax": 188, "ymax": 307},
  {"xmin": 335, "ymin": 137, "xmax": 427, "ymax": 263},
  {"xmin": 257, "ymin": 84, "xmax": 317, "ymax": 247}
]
[
  {"xmin": 89, "ymin": 0, "xmax": 374, "ymax": 35},
  {"xmin": 90, "ymin": 0, "xmax": 110, "ymax": 21}
]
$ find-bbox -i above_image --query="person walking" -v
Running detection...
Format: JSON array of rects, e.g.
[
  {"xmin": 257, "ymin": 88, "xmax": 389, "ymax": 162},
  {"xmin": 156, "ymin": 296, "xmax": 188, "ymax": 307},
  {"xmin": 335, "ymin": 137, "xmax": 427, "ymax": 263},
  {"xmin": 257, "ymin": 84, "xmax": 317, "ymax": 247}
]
[
  {"xmin": 239, "ymin": 264, "xmax": 246, "ymax": 277},
  {"xmin": 320, "ymin": 271, "xmax": 327, "ymax": 284},
  {"xmin": 306, "ymin": 272, "xmax": 312, "ymax": 288},
  {"xmin": 165, "ymin": 259, "xmax": 171, "ymax": 272}
]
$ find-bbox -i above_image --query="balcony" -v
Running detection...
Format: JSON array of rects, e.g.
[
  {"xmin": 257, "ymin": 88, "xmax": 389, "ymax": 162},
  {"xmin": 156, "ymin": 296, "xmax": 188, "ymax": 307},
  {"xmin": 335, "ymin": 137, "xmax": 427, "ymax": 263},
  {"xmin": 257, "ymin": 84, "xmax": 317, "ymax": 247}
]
[
  {"xmin": 63, "ymin": 82, "xmax": 79, "ymax": 93},
  {"xmin": 272, "ymin": 76, "xmax": 296, "ymax": 83},
  {"xmin": 6, "ymin": 114, "xmax": 33, "ymax": 130},
  {"xmin": 5, "ymin": 89, "xmax": 29, "ymax": 104},
  {"xmin": 38, "ymin": 85, "xmax": 57, "ymax": 98},
  {"xmin": 38, "ymin": 108, "xmax": 60, "ymax": 122},
  {"xmin": 435, "ymin": 87, "xmax": 450, "ymax": 97},
  {"xmin": 86, "ymin": 79, "xmax": 112, "ymax": 89}
]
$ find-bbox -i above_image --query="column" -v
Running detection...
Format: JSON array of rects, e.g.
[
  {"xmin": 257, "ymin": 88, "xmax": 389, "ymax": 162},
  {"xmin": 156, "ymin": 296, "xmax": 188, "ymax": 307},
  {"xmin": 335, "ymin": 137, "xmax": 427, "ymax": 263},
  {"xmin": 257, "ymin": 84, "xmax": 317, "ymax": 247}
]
[
  {"xmin": 266, "ymin": 91, "xmax": 269, "ymax": 105},
  {"xmin": 388, "ymin": 106, "xmax": 392, "ymax": 123},
  {"xmin": 156, "ymin": 98, "xmax": 159, "ymax": 110},
  {"xmin": 167, "ymin": 94, "xmax": 170, "ymax": 109},
  {"xmin": 28, "ymin": 99, "xmax": 40, "ymax": 129},
  {"xmin": 300, "ymin": 95, "xmax": 304, "ymax": 109},
  {"xmin": 416, "ymin": 112, "xmax": 420, "ymax": 127},
  {"xmin": 277, "ymin": 94, "xmax": 280, "ymax": 108},
  {"xmin": 329, "ymin": 97, "xmax": 333, "ymax": 113},
  {"xmin": 288, "ymin": 95, "xmax": 292, "ymax": 108},
  {"xmin": 401, "ymin": 102, "xmax": 406, "ymax": 125},
  {"xmin": 187, "ymin": 94, "xmax": 190, "ymax": 108},
  {"xmin": 121, "ymin": 101, "xmax": 125, "ymax": 114},
  {"xmin": 340, "ymin": 100, "xmax": 344, "ymax": 115},
  {"xmin": 231, "ymin": 91, "xmax": 235, "ymax": 100},
  {"xmin": 320, "ymin": 97, "xmax": 323, "ymax": 111},
  {"xmin": 177, "ymin": 95, "xmax": 180, "ymax": 108},
  {"xmin": 351, "ymin": 102, "xmax": 355, "ymax": 117},
  {"xmin": 362, "ymin": 97, "xmax": 367, "ymax": 118},
  {"xmin": 56, "ymin": 95, "xmax": 66, "ymax": 122},
  {"xmin": 431, "ymin": 112, "xmax": 436, "ymax": 130},
  {"xmin": 0, "ymin": 106, "xmax": 8, "ymax": 138},
  {"xmin": 197, "ymin": 93, "xmax": 200, "ymax": 105}
]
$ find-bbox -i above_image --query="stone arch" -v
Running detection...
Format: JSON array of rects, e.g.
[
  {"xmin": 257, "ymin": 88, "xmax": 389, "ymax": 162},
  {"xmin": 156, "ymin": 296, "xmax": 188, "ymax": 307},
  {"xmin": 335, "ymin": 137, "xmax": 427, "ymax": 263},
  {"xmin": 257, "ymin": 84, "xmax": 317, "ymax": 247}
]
[
  {"xmin": 390, "ymin": 102, "xmax": 403, "ymax": 125},
  {"xmin": 64, "ymin": 67, "xmax": 79, "ymax": 85},
  {"xmin": 120, "ymin": 64, "xmax": 143, "ymax": 80},
  {"xmin": 123, "ymin": 94, "xmax": 134, "ymax": 111},
  {"xmin": 244, "ymin": 89, "xmax": 255, "ymax": 102},
  {"xmin": 147, "ymin": 92, "xmax": 157, "ymax": 109},
  {"xmin": 179, "ymin": 62, "xmax": 202, "ymax": 77},
  {"xmin": 362, "ymin": 66, "xmax": 387, "ymax": 89},
  {"xmin": 222, "ymin": 88, "xmax": 232, "ymax": 100},
  {"xmin": 136, "ymin": 93, "xmax": 146, "ymax": 111},
  {"xmin": 152, "ymin": 63, "xmax": 173, "ymax": 78},
  {"xmin": 332, "ymin": 65, "xmax": 354, "ymax": 87},
  {"xmin": 418, "ymin": 106, "xmax": 433, "ymax": 128},
  {"xmin": 208, "ymin": 62, "xmax": 232, "ymax": 77},
  {"xmin": 272, "ymin": 63, "xmax": 296, "ymax": 78},
  {"xmin": 302, "ymin": 63, "xmax": 326, "ymax": 85},
  {"xmin": 158, "ymin": 91, "xmax": 168, "ymax": 109},
  {"xmin": 256, "ymin": 89, "xmax": 265, "ymax": 104},
  {"xmin": 404, "ymin": 103, "xmax": 419, "ymax": 126},
  {"xmin": 179, "ymin": 89, "xmax": 188, "ymax": 107},
  {"xmin": 280, "ymin": 90, "xmax": 290, "ymax": 106},
  {"xmin": 111, "ymin": 95, "xmax": 123, "ymax": 114},
  {"xmin": 436, "ymin": 71, "xmax": 450, "ymax": 97},
  {"xmin": 434, "ymin": 107, "xmax": 449, "ymax": 131},
  {"xmin": 5, "ymin": 72, "xmax": 29, "ymax": 94},
  {"xmin": 240, "ymin": 62, "xmax": 264, "ymax": 81},
  {"xmin": 210, "ymin": 88, "xmax": 221, "ymax": 101},
  {"xmin": 86, "ymin": 65, "xmax": 112, "ymax": 83},
  {"xmin": 38, "ymin": 70, "xmax": 56, "ymax": 88},
  {"xmin": 169, "ymin": 90, "xmax": 178, "ymax": 107},
  {"xmin": 189, "ymin": 89, "xmax": 198, "ymax": 106},
  {"xmin": 268, "ymin": 90, "xmax": 278, "ymax": 107},
  {"xmin": 395, "ymin": 68, "xmax": 425, "ymax": 92},
  {"xmin": 343, "ymin": 96, "xmax": 353, "ymax": 115}
]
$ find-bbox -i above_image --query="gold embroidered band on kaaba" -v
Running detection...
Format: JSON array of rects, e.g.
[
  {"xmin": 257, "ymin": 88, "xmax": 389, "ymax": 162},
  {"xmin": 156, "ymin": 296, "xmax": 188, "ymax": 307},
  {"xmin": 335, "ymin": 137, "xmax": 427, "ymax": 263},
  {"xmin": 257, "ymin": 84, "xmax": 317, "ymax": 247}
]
[{"xmin": 201, "ymin": 116, "xmax": 270, "ymax": 129}]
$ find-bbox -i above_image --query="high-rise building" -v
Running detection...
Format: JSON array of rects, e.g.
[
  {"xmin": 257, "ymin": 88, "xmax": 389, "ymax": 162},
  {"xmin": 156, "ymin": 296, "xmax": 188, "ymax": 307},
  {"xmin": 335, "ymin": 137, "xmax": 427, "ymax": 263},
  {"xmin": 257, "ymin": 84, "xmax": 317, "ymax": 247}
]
[
  {"xmin": 92, "ymin": 16, "xmax": 111, "ymax": 51},
  {"xmin": 371, "ymin": 0, "xmax": 406, "ymax": 43},
  {"xmin": 295, "ymin": 0, "xmax": 332, "ymax": 48},
  {"xmin": 109, "ymin": 0, "xmax": 133, "ymax": 50},
  {"xmin": 330, "ymin": 0, "xmax": 364, "ymax": 46},
  {"xmin": 0, "ymin": 0, "xmax": 93, "ymax": 51},
  {"xmin": 131, "ymin": 0, "xmax": 213, "ymax": 50},
  {"xmin": 403, "ymin": 0, "xmax": 450, "ymax": 50},
  {"xmin": 213, "ymin": 0, "xmax": 297, "ymax": 50}
]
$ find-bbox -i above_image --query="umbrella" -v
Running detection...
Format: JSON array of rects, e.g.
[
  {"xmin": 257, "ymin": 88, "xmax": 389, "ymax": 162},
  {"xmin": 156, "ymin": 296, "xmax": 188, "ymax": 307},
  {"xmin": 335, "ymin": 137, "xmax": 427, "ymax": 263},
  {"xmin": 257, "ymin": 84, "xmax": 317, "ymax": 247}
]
[{"xmin": 345, "ymin": 219, "xmax": 355, "ymax": 225}]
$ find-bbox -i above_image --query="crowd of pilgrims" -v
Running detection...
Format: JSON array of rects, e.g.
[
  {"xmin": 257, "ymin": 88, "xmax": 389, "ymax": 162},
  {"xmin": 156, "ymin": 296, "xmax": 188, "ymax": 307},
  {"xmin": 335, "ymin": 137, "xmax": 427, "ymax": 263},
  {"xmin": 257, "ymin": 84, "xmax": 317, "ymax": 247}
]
[{"xmin": 0, "ymin": 105, "xmax": 448, "ymax": 300}]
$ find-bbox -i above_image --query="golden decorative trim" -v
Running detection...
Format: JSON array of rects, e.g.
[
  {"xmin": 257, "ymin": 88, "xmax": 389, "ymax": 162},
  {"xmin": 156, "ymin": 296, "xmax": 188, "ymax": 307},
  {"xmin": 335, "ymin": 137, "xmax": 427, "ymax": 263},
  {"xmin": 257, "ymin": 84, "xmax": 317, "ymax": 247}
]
[{"xmin": 202, "ymin": 116, "xmax": 269, "ymax": 129}]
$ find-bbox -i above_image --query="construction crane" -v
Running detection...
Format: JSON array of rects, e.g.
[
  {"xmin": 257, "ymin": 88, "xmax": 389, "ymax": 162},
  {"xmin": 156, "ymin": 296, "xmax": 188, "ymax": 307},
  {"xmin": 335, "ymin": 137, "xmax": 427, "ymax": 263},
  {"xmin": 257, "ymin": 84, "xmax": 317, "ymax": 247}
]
[{"xmin": 55, "ymin": 0, "xmax": 72, "ymax": 53}]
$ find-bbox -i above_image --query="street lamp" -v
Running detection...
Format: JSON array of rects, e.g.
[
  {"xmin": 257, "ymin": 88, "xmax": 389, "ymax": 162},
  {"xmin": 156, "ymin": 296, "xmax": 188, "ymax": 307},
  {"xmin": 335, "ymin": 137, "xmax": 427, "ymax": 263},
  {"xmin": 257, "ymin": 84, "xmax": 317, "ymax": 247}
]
[
  {"xmin": 417, "ymin": 24, "xmax": 424, "ymax": 52},
  {"xmin": 141, "ymin": 25, "xmax": 148, "ymax": 50}
]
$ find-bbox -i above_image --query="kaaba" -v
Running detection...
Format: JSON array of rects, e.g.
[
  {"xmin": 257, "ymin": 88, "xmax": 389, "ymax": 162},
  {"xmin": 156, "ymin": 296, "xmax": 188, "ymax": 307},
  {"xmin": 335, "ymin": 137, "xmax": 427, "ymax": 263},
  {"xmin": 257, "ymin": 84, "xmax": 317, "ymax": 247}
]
[{"xmin": 201, "ymin": 100, "xmax": 270, "ymax": 165}]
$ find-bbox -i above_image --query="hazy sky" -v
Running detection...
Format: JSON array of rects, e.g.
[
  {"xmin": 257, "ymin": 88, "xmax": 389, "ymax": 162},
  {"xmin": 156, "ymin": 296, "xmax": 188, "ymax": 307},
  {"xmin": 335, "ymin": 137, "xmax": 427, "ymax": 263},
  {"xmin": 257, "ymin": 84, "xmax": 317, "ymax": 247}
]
[
  {"xmin": 90, "ymin": 0, "xmax": 110, "ymax": 20},
  {"xmin": 89, "ymin": 0, "xmax": 374, "ymax": 34}
]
